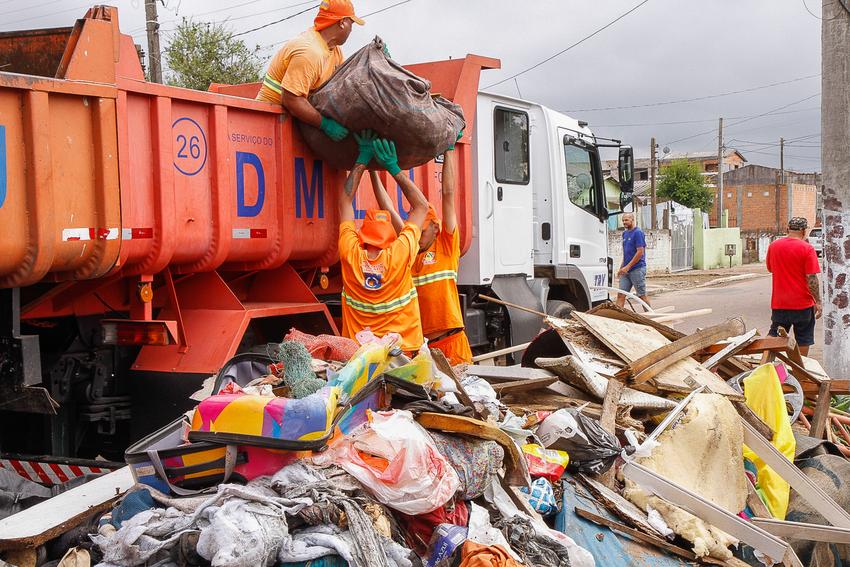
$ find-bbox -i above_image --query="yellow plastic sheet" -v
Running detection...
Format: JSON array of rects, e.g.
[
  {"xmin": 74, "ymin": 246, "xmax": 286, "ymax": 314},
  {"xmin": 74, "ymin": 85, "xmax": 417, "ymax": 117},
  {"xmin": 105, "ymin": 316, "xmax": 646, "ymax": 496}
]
[{"xmin": 742, "ymin": 363, "xmax": 796, "ymax": 519}]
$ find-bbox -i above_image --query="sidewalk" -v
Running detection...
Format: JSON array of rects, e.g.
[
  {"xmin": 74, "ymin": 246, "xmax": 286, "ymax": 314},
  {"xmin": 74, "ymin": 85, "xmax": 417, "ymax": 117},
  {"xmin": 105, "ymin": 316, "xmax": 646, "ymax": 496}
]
[{"xmin": 645, "ymin": 262, "xmax": 769, "ymax": 296}]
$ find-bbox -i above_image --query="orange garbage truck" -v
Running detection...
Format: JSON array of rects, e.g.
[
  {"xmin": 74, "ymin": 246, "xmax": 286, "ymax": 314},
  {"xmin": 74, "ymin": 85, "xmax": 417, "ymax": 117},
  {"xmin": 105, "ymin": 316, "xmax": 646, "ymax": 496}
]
[{"xmin": 0, "ymin": 7, "xmax": 634, "ymax": 462}]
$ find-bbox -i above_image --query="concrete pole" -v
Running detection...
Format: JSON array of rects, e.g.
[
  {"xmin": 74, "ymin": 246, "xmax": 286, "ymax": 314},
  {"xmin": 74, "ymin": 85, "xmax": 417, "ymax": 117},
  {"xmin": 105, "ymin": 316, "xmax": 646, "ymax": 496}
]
[
  {"xmin": 717, "ymin": 117, "xmax": 724, "ymax": 227},
  {"xmin": 822, "ymin": 0, "xmax": 850, "ymax": 377},
  {"xmin": 144, "ymin": 0, "xmax": 163, "ymax": 83},
  {"xmin": 650, "ymin": 137, "xmax": 657, "ymax": 229}
]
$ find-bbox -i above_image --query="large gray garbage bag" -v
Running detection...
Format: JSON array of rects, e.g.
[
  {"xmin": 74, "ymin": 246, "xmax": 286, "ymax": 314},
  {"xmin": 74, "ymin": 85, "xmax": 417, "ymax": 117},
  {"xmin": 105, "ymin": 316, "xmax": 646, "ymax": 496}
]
[{"xmin": 300, "ymin": 36, "xmax": 466, "ymax": 170}]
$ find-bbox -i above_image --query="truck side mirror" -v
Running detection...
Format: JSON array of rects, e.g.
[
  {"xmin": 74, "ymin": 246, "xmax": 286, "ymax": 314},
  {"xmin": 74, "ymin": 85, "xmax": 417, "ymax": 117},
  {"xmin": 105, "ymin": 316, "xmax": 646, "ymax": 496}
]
[{"xmin": 618, "ymin": 145, "xmax": 634, "ymax": 195}]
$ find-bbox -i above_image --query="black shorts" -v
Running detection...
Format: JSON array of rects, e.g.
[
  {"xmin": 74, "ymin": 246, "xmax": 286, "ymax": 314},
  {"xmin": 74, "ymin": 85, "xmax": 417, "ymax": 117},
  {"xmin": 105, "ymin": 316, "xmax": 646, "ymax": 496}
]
[{"xmin": 769, "ymin": 307, "xmax": 816, "ymax": 346}]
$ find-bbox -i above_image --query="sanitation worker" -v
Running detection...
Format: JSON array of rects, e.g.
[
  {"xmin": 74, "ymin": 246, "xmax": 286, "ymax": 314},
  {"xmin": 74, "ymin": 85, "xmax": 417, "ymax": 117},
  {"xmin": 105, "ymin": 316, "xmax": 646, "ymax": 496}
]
[
  {"xmin": 337, "ymin": 132, "xmax": 430, "ymax": 353},
  {"xmin": 256, "ymin": 0, "xmax": 364, "ymax": 142},
  {"xmin": 368, "ymin": 132, "xmax": 473, "ymax": 364}
]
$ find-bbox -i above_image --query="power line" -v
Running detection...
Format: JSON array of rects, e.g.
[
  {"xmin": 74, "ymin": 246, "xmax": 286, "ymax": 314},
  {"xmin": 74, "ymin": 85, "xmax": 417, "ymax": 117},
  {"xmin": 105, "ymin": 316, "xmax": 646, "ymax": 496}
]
[
  {"xmin": 232, "ymin": 4, "xmax": 318, "ymax": 37},
  {"xmin": 801, "ymin": 0, "xmax": 822, "ymax": 19},
  {"xmin": 483, "ymin": 0, "xmax": 651, "ymax": 89},
  {"xmin": 0, "ymin": 2, "xmax": 92, "ymax": 28},
  {"xmin": 566, "ymin": 74, "xmax": 820, "ymax": 112},
  {"xmin": 591, "ymin": 106, "xmax": 819, "ymax": 128}
]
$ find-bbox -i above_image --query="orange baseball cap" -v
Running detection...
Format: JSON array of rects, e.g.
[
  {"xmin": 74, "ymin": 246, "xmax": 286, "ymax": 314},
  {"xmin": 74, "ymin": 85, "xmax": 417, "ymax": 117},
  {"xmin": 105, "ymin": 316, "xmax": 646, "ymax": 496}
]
[
  {"xmin": 425, "ymin": 204, "xmax": 441, "ymax": 231},
  {"xmin": 359, "ymin": 209, "xmax": 396, "ymax": 249},
  {"xmin": 314, "ymin": 0, "xmax": 365, "ymax": 31}
]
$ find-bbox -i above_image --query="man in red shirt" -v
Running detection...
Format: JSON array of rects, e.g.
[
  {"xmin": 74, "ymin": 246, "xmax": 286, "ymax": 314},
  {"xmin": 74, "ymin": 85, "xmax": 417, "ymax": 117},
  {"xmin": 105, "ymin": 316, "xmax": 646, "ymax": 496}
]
[{"xmin": 766, "ymin": 217, "xmax": 822, "ymax": 356}]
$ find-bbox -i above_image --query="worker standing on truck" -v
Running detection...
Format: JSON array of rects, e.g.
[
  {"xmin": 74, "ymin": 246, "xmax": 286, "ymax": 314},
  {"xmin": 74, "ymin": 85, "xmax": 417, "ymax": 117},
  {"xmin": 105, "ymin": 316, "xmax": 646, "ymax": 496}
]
[
  {"xmin": 616, "ymin": 212, "xmax": 650, "ymax": 309},
  {"xmin": 369, "ymin": 132, "xmax": 473, "ymax": 364},
  {"xmin": 337, "ymin": 132, "xmax": 430, "ymax": 353},
  {"xmin": 256, "ymin": 0, "xmax": 364, "ymax": 141}
]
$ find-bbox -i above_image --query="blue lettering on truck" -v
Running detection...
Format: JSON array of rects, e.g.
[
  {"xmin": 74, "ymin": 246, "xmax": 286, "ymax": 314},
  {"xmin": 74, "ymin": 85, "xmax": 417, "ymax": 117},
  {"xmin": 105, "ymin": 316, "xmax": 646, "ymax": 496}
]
[
  {"xmin": 0, "ymin": 125, "xmax": 5, "ymax": 208},
  {"xmin": 394, "ymin": 169, "xmax": 415, "ymax": 221},
  {"xmin": 236, "ymin": 151, "xmax": 265, "ymax": 217},
  {"xmin": 295, "ymin": 157, "xmax": 324, "ymax": 219}
]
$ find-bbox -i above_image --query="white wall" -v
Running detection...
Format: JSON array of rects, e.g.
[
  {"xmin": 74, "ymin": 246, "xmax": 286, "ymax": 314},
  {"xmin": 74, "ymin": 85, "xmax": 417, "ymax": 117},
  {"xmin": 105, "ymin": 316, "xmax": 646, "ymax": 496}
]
[{"xmin": 608, "ymin": 229, "xmax": 672, "ymax": 274}]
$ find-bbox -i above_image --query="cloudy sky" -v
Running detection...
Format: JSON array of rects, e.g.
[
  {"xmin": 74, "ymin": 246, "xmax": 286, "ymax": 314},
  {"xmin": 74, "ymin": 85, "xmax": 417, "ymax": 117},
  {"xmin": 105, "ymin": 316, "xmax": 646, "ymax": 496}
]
[{"xmin": 1, "ymin": 0, "xmax": 823, "ymax": 171}]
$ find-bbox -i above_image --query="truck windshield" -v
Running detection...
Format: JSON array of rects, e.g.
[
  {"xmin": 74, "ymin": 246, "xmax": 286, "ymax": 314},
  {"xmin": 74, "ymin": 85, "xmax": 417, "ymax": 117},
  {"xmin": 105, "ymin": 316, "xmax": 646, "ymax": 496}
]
[{"xmin": 564, "ymin": 141, "xmax": 598, "ymax": 215}]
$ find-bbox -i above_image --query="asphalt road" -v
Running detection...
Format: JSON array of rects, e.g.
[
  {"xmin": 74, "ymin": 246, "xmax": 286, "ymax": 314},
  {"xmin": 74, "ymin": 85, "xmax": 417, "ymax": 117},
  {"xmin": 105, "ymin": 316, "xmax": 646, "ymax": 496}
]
[{"xmin": 648, "ymin": 273, "xmax": 825, "ymax": 363}]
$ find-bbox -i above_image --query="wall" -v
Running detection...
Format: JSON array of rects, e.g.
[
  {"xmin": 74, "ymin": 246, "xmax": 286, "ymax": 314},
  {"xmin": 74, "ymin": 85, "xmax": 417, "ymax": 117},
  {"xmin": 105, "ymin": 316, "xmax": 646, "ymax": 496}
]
[
  {"xmin": 709, "ymin": 183, "xmax": 818, "ymax": 231},
  {"xmin": 608, "ymin": 229, "xmax": 672, "ymax": 274},
  {"xmin": 694, "ymin": 210, "xmax": 743, "ymax": 269}
]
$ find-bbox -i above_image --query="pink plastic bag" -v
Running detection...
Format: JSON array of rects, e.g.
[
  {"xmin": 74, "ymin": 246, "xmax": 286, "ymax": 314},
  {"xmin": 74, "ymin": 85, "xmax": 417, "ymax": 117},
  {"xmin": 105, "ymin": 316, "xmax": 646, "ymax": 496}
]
[{"xmin": 329, "ymin": 410, "xmax": 460, "ymax": 515}]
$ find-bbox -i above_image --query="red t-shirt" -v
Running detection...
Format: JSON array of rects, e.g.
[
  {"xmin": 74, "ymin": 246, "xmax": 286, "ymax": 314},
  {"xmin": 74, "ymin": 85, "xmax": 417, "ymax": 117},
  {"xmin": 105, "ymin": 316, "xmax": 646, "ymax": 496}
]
[{"xmin": 766, "ymin": 237, "xmax": 821, "ymax": 310}]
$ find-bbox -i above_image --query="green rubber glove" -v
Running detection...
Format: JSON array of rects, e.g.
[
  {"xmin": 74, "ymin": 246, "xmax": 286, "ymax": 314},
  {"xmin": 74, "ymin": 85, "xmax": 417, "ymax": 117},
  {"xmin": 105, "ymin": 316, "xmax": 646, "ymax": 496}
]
[
  {"xmin": 320, "ymin": 116, "xmax": 349, "ymax": 142},
  {"xmin": 372, "ymin": 138, "xmax": 401, "ymax": 176},
  {"xmin": 354, "ymin": 130, "xmax": 377, "ymax": 165},
  {"xmin": 382, "ymin": 43, "xmax": 391, "ymax": 58},
  {"xmin": 447, "ymin": 129, "xmax": 464, "ymax": 151}
]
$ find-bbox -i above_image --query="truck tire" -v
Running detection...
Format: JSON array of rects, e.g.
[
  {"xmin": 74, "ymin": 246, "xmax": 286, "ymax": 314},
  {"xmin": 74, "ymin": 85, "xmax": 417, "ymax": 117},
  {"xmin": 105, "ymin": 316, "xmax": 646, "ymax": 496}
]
[{"xmin": 546, "ymin": 299, "xmax": 575, "ymax": 319}]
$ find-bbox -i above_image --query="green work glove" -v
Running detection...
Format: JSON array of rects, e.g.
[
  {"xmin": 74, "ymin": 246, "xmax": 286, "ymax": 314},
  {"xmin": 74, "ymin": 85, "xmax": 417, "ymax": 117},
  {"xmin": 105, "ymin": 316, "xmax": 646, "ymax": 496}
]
[
  {"xmin": 354, "ymin": 130, "xmax": 377, "ymax": 165},
  {"xmin": 382, "ymin": 43, "xmax": 391, "ymax": 58},
  {"xmin": 372, "ymin": 138, "xmax": 401, "ymax": 176},
  {"xmin": 320, "ymin": 116, "xmax": 349, "ymax": 142},
  {"xmin": 447, "ymin": 129, "xmax": 463, "ymax": 151}
]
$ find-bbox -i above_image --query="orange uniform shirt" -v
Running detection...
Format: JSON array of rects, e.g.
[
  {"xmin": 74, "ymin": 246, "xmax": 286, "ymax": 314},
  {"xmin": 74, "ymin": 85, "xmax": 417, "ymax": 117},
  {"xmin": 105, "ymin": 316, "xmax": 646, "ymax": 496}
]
[
  {"xmin": 256, "ymin": 29, "xmax": 343, "ymax": 103},
  {"xmin": 339, "ymin": 221, "xmax": 424, "ymax": 352},
  {"xmin": 412, "ymin": 228, "xmax": 465, "ymax": 336}
]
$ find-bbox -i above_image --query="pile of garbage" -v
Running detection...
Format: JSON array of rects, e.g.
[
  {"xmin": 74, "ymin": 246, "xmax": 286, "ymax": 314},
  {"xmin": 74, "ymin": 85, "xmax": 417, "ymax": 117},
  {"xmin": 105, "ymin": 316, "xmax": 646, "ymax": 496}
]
[{"xmin": 2, "ymin": 303, "xmax": 850, "ymax": 567}]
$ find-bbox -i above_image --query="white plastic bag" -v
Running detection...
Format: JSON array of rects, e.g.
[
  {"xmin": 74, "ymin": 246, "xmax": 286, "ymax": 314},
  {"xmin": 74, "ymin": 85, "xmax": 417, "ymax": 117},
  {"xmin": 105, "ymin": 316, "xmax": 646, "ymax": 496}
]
[{"xmin": 330, "ymin": 410, "xmax": 460, "ymax": 515}]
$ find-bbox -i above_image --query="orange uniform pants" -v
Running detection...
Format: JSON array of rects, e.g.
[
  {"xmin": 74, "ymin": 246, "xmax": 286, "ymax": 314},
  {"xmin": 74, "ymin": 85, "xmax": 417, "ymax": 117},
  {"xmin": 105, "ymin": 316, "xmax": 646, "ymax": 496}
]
[{"xmin": 429, "ymin": 330, "xmax": 473, "ymax": 365}]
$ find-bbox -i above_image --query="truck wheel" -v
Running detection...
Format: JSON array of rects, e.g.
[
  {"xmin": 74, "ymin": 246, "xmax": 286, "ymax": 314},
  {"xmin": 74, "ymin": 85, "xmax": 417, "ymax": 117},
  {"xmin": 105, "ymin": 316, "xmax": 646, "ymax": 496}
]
[{"xmin": 546, "ymin": 299, "xmax": 575, "ymax": 319}]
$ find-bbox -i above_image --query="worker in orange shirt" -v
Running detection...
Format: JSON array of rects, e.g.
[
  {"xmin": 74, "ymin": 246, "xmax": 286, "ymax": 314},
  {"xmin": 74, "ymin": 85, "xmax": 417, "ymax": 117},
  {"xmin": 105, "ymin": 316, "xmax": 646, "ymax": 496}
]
[
  {"xmin": 256, "ymin": 0, "xmax": 364, "ymax": 141},
  {"xmin": 369, "ymin": 132, "xmax": 473, "ymax": 364},
  {"xmin": 337, "ymin": 131, "xmax": 430, "ymax": 353}
]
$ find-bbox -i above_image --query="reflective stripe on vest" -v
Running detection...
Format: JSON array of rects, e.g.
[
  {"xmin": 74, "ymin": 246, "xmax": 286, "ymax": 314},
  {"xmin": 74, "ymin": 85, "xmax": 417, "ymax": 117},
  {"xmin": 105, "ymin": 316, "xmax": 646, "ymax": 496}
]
[
  {"xmin": 262, "ymin": 74, "xmax": 282, "ymax": 94},
  {"xmin": 413, "ymin": 270, "xmax": 457, "ymax": 287},
  {"xmin": 342, "ymin": 287, "xmax": 418, "ymax": 314}
]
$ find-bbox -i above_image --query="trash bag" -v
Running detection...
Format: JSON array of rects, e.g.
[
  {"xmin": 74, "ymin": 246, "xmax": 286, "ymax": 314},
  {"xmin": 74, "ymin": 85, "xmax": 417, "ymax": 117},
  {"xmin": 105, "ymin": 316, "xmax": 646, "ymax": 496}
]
[
  {"xmin": 521, "ymin": 444, "xmax": 570, "ymax": 483},
  {"xmin": 328, "ymin": 410, "xmax": 460, "ymax": 515},
  {"xmin": 520, "ymin": 478, "xmax": 557, "ymax": 516},
  {"xmin": 535, "ymin": 408, "xmax": 621, "ymax": 474},
  {"xmin": 301, "ymin": 36, "xmax": 466, "ymax": 170}
]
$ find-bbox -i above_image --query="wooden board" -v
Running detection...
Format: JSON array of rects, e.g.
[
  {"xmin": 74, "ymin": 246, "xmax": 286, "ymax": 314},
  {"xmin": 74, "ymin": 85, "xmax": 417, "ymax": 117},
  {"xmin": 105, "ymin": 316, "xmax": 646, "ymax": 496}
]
[
  {"xmin": 578, "ymin": 473, "xmax": 662, "ymax": 537},
  {"xmin": 0, "ymin": 466, "xmax": 134, "ymax": 550},
  {"xmin": 492, "ymin": 376, "xmax": 558, "ymax": 395},
  {"xmin": 466, "ymin": 365, "xmax": 556, "ymax": 382},
  {"xmin": 572, "ymin": 312, "xmax": 742, "ymax": 399}
]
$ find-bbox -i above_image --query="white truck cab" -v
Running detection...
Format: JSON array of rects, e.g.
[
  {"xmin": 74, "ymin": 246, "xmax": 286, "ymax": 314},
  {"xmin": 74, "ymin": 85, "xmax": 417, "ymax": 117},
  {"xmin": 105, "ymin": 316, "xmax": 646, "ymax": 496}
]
[{"xmin": 459, "ymin": 92, "xmax": 634, "ymax": 351}]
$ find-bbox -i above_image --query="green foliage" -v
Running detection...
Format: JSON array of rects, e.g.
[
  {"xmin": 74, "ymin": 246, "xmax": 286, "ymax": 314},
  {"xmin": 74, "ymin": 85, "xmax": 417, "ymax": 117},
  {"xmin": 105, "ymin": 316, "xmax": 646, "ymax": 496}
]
[
  {"xmin": 657, "ymin": 160, "xmax": 713, "ymax": 212},
  {"xmin": 164, "ymin": 19, "xmax": 264, "ymax": 91}
]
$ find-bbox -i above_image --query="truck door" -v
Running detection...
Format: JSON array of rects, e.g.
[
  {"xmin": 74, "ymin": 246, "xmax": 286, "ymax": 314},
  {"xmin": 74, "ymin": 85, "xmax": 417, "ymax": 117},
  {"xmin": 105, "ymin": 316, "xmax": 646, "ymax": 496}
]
[
  {"xmin": 490, "ymin": 106, "xmax": 533, "ymax": 276},
  {"xmin": 559, "ymin": 131, "xmax": 609, "ymax": 302}
]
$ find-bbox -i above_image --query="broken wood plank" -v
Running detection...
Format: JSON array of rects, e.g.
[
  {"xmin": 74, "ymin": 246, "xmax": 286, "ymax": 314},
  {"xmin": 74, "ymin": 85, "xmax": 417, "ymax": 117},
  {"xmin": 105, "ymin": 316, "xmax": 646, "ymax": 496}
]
[
  {"xmin": 746, "ymin": 482, "xmax": 772, "ymax": 519},
  {"xmin": 571, "ymin": 311, "xmax": 743, "ymax": 400},
  {"xmin": 492, "ymin": 376, "xmax": 558, "ymax": 395},
  {"xmin": 733, "ymin": 401, "xmax": 774, "ymax": 441},
  {"xmin": 616, "ymin": 319, "xmax": 745, "ymax": 385},
  {"xmin": 699, "ymin": 337, "xmax": 790, "ymax": 355},
  {"xmin": 809, "ymin": 381, "xmax": 832, "ymax": 439},
  {"xmin": 752, "ymin": 518, "xmax": 850, "ymax": 545},
  {"xmin": 701, "ymin": 329, "xmax": 758, "ymax": 369},
  {"xmin": 0, "ymin": 467, "xmax": 134, "ymax": 550},
  {"xmin": 415, "ymin": 412, "xmax": 530, "ymax": 487},
  {"xmin": 598, "ymin": 378, "xmax": 625, "ymax": 488},
  {"xmin": 467, "ymin": 365, "xmax": 555, "ymax": 382},
  {"xmin": 574, "ymin": 506, "xmax": 705, "ymax": 563},
  {"xmin": 471, "ymin": 342, "xmax": 532, "ymax": 364},
  {"xmin": 588, "ymin": 303, "xmax": 683, "ymax": 341},
  {"xmin": 578, "ymin": 474, "xmax": 662, "ymax": 537},
  {"xmin": 776, "ymin": 327, "xmax": 806, "ymax": 368},
  {"xmin": 650, "ymin": 308, "xmax": 713, "ymax": 324},
  {"xmin": 431, "ymin": 348, "xmax": 477, "ymax": 412},
  {"xmin": 776, "ymin": 352, "xmax": 826, "ymax": 385}
]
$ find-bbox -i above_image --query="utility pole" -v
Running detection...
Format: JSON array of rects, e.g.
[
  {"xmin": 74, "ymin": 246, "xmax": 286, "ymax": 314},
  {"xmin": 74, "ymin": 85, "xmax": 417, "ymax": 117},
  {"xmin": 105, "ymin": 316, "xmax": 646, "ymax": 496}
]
[
  {"xmin": 717, "ymin": 117, "xmax": 724, "ymax": 227},
  {"xmin": 650, "ymin": 137, "xmax": 657, "ymax": 229},
  {"xmin": 780, "ymin": 137, "xmax": 785, "ymax": 184},
  {"xmin": 144, "ymin": 0, "xmax": 162, "ymax": 83},
  {"xmin": 822, "ymin": 0, "xmax": 850, "ymax": 378}
]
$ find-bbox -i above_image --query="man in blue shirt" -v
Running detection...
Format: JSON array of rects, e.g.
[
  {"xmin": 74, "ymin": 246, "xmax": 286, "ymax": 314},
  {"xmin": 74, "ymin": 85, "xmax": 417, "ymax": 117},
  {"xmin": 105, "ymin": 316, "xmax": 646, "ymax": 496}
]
[{"xmin": 616, "ymin": 212, "xmax": 649, "ymax": 308}]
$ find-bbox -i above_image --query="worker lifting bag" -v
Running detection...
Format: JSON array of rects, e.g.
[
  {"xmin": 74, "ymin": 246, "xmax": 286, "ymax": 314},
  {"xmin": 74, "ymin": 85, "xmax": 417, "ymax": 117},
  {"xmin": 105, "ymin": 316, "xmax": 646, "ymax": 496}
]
[{"xmin": 300, "ymin": 36, "xmax": 466, "ymax": 170}]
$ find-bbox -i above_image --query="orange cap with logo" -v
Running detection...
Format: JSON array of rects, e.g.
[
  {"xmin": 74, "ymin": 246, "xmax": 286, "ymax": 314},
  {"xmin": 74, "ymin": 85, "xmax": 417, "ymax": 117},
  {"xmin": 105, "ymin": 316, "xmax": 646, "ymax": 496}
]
[
  {"xmin": 314, "ymin": 0, "xmax": 365, "ymax": 31},
  {"xmin": 358, "ymin": 209, "xmax": 396, "ymax": 249}
]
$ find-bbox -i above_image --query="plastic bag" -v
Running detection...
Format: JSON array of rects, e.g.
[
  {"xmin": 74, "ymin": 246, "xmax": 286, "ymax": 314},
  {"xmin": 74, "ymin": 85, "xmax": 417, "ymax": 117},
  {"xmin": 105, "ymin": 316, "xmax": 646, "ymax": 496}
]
[
  {"xmin": 535, "ymin": 408, "xmax": 621, "ymax": 474},
  {"xmin": 330, "ymin": 410, "xmax": 460, "ymax": 515},
  {"xmin": 301, "ymin": 37, "xmax": 465, "ymax": 171},
  {"xmin": 522, "ymin": 444, "xmax": 570, "ymax": 482},
  {"xmin": 384, "ymin": 344, "xmax": 436, "ymax": 388},
  {"xmin": 520, "ymin": 478, "xmax": 557, "ymax": 516},
  {"xmin": 742, "ymin": 363, "xmax": 796, "ymax": 519},
  {"xmin": 326, "ymin": 342, "xmax": 392, "ymax": 403}
]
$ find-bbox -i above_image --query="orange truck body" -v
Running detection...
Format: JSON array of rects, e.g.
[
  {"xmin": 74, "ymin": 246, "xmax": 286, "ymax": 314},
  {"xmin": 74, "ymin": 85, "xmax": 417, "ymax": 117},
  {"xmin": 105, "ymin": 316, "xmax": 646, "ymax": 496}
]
[{"xmin": 0, "ymin": 7, "xmax": 499, "ymax": 376}]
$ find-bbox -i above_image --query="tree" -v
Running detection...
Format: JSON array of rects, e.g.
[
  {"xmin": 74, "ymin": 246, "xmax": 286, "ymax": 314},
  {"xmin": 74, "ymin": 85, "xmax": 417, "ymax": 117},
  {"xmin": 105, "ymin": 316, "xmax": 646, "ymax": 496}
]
[
  {"xmin": 657, "ymin": 160, "xmax": 713, "ymax": 212},
  {"xmin": 164, "ymin": 19, "xmax": 264, "ymax": 90}
]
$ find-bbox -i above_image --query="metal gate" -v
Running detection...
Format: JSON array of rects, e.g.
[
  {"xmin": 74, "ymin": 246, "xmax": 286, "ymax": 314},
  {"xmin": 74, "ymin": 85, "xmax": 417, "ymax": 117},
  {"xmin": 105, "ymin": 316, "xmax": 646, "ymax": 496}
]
[{"xmin": 670, "ymin": 205, "xmax": 694, "ymax": 272}]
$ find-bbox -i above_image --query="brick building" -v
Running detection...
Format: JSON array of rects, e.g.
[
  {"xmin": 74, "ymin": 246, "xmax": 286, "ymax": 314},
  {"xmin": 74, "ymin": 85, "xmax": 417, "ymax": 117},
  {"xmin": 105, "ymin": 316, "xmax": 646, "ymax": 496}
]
[{"xmin": 712, "ymin": 164, "xmax": 820, "ymax": 230}]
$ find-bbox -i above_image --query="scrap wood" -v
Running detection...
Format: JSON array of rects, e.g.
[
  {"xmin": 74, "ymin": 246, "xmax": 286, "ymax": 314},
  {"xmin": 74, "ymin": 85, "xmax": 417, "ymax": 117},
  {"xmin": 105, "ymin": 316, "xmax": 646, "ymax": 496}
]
[
  {"xmin": 470, "ymin": 342, "xmax": 531, "ymax": 364},
  {"xmin": 587, "ymin": 303, "xmax": 683, "ymax": 341},
  {"xmin": 648, "ymin": 308, "xmax": 713, "ymax": 324},
  {"xmin": 491, "ymin": 376, "xmax": 558, "ymax": 395},
  {"xmin": 746, "ymin": 482, "xmax": 772, "ymax": 519},
  {"xmin": 571, "ymin": 311, "xmax": 743, "ymax": 400},
  {"xmin": 578, "ymin": 473, "xmax": 663, "ymax": 537},
  {"xmin": 431, "ymin": 348, "xmax": 477, "ymax": 413},
  {"xmin": 598, "ymin": 378, "xmax": 625, "ymax": 488},
  {"xmin": 467, "ymin": 365, "xmax": 555, "ymax": 382},
  {"xmin": 0, "ymin": 466, "xmax": 134, "ymax": 551},
  {"xmin": 808, "ymin": 381, "xmax": 833, "ymax": 439},
  {"xmin": 699, "ymin": 336, "xmax": 790, "ymax": 356},
  {"xmin": 732, "ymin": 401, "xmax": 774, "ymax": 441},
  {"xmin": 700, "ymin": 329, "xmax": 758, "ymax": 370},
  {"xmin": 615, "ymin": 318, "xmax": 746, "ymax": 385},
  {"xmin": 414, "ymin": 412, "xmax": 530, "ymax": 487}
]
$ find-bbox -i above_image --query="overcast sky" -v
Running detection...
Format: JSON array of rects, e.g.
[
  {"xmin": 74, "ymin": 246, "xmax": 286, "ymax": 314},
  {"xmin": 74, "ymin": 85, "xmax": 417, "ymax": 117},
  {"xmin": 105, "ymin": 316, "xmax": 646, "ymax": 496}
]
[{"xmin": 1, "ymin": 0, "xmax": 824, "ymax": 171}]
